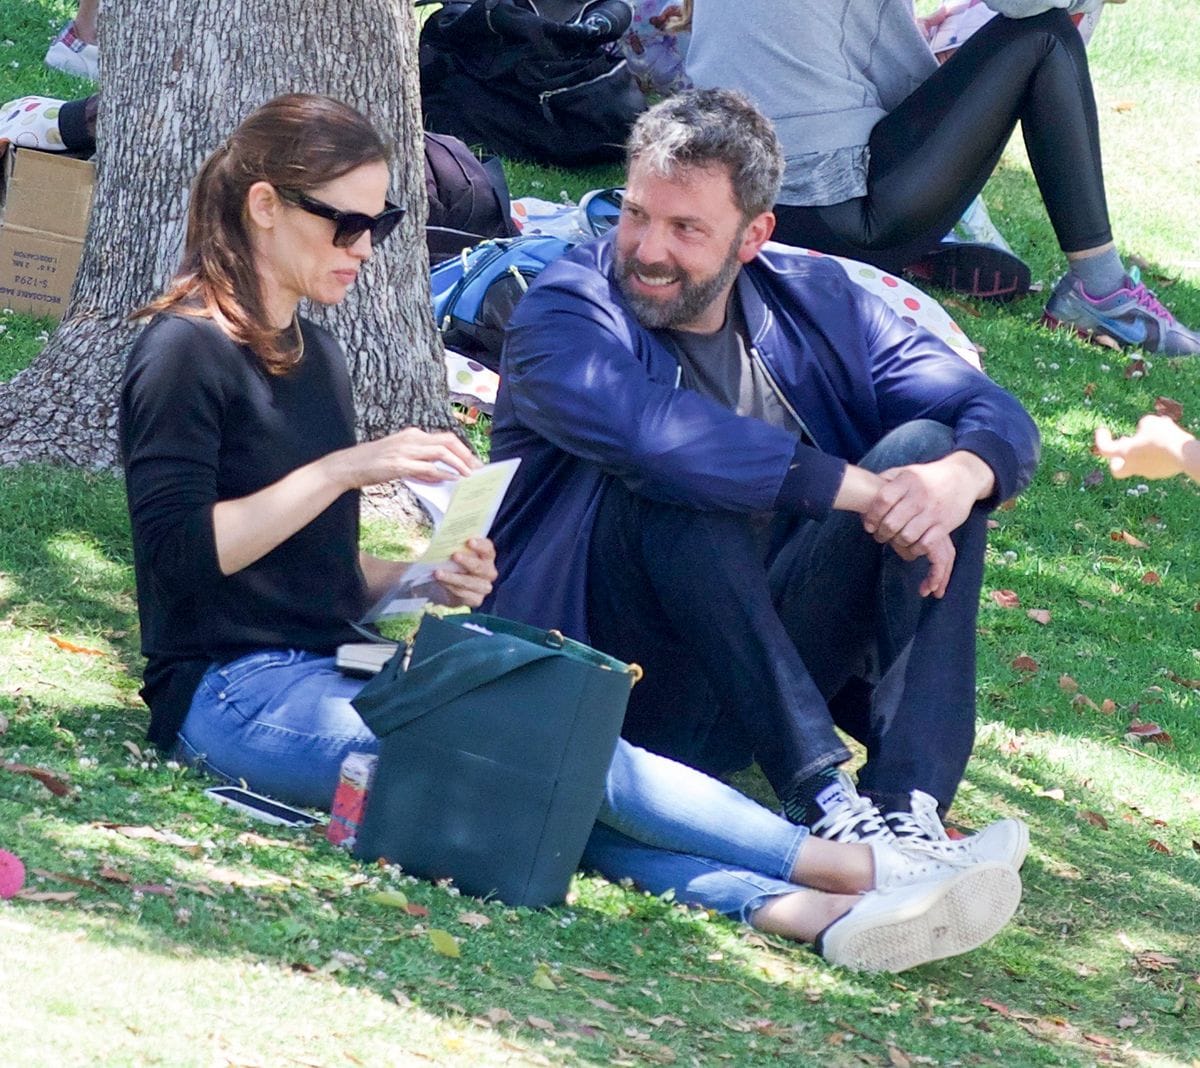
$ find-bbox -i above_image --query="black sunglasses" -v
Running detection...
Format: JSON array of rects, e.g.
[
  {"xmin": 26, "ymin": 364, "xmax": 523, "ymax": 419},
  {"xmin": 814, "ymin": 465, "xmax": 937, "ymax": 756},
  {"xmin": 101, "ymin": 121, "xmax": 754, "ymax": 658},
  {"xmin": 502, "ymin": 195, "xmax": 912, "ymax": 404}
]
[{"xmin": 276, "ymin": 188, "xmax": 407, "ymax": 249}]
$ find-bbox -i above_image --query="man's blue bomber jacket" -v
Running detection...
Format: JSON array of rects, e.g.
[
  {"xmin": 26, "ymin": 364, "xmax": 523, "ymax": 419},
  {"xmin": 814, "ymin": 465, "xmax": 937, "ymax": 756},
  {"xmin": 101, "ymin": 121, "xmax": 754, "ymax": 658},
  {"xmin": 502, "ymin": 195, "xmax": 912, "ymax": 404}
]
[{"xmin": 484, "ymin": 235, "xmax": 1040, "ymax": 641}]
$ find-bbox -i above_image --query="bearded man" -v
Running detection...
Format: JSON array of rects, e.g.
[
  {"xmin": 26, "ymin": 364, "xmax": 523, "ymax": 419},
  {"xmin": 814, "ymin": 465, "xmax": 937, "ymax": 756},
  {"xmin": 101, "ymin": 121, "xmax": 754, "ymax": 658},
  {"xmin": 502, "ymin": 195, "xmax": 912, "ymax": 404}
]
[{"xmin": 484, "ymin": 89, "xmax": 1040, "ymax": 862}]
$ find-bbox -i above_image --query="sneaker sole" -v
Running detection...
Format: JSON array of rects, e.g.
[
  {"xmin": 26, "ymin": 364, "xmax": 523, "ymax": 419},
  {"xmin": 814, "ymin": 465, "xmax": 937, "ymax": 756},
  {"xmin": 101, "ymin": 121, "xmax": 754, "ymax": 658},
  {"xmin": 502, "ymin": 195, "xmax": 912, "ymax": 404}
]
[
  {"xmin": 821, "ymin": 862, "xmax": 1022, "ymax": 973},
  {"xmin": 905, "ymin": 244, "xmax": 1032, "ymax": 304},
  {"xmin": 1042, "ymin": 312, "xmax": 1126, "ymax": 352}
]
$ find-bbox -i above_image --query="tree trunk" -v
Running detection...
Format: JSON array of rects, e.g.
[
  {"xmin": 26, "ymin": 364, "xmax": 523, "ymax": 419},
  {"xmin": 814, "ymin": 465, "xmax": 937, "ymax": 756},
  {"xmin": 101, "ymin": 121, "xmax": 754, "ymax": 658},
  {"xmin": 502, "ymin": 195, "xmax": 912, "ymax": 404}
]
[{"xmin": 0, "ymin": 0, "xmax": 445, "ymax": 468}]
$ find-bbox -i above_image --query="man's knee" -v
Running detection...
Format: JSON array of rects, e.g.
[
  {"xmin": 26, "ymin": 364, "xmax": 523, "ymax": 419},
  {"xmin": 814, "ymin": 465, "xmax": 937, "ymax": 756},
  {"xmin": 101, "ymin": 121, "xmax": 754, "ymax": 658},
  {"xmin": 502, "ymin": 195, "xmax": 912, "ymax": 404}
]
[{"xmin": 859, "ymin": 420, "xmax": 955, "ymax": 473}]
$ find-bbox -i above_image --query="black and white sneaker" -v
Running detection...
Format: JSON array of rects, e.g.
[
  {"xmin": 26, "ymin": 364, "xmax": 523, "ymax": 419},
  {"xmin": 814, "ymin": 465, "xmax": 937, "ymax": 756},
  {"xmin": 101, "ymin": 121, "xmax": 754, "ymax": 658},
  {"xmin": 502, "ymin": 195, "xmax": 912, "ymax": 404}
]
[
  {"xmin": 885, "ymin": 789, "xmax": 1029, "ymax": 871},
  {"xmin": 808, "ymin": 771, "xmax": 897, "ymax": 844}
]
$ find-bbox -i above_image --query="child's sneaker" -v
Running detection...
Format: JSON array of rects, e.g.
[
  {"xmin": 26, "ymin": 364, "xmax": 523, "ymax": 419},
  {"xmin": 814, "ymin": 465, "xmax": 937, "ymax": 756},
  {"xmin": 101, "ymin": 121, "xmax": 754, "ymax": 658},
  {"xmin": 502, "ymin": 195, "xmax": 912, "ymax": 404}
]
[
  {"xmin": 44, "ymin": 22, "xmax": 99, "ymax": 82},
  {"xmin": 1043, "ymin": 269, "xmax": 1200, "ymax": 357}
]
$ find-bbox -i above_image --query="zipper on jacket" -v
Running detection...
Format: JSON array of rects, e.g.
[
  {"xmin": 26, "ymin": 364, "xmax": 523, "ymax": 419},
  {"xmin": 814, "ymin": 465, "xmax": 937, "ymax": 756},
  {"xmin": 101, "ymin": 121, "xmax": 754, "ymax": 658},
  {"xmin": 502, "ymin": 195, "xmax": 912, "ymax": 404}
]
[{"xmin": 750, "ymin": 344, "xmax": 820, "ymax": 448}]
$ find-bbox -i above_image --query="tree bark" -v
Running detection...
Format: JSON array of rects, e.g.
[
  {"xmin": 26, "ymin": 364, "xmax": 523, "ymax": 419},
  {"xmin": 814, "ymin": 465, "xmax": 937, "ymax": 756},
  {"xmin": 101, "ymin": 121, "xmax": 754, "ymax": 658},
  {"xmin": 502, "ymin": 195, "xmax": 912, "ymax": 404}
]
[{"xmin": 0, "ymin": 0, "xmax": 445, "ymax": 468}]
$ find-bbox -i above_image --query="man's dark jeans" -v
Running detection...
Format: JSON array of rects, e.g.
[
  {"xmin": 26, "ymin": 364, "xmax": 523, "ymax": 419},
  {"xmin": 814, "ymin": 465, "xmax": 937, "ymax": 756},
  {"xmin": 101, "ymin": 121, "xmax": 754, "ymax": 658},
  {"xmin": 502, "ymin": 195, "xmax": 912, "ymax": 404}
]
[{"xmin": 586, "ymin": 420, "xmax": 986, "ymax": 814}]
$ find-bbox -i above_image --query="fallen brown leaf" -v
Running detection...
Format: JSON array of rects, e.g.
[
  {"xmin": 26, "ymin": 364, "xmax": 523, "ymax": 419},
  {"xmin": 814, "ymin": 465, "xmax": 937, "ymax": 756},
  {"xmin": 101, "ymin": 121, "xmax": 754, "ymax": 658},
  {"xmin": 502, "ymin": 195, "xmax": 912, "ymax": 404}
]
[
  {"xmin": 1134, "ymin": 951, "xmax": 1179, "ymax": 971},
  {"xmin": 49, "ymin": 635, "xmax": 105, "ymax": 656},
  {"xmin": 1079, "ymin": 810, "xmax": 1110, "ymax": 830},
  {"xmin": 1084, "ymin": 1033, "xmax": 1120, "ymax": 1048},
  {"xmin": 1154, "ymin": 396, "xmax": 1184, "ymax": 421},
  {"xmin": 92, "ymin": 823, "xmax": 201, "ymax": 853},
  {"xmin": 1142, "ymin": 571, "xmax": 1161, "ymax": 585},
  {"xmin": 1124, "ymin": 359, "xmax": 1148, "ymax": 379},
  {"xmin": 1072, "ymin": 693, "xmax": 1099, "ymax": 711},
  {"xmin": 1126, "ymin": 720, "xmax": 1173, "ymax": 745},
  {"xmin": 1100, "ymin": 699, "xmax": 1117, "ymax": 715},
  {"xmin": 1059, "ymin": 674, "xmax": 1079, "ymax": 693},
  {"xmin": 457, "ymin": 911, "xmax": 491, "ymax": 929},
  {"xmin": 1011, "ymin": 655, "xmax": 1039, "ymax": 673},
  {"xmin": 1166, "ymin": 672, "xmax": 1200, "ymax": 690},
  {"xmin": 1082, "ymin": 468, "xmax": 1106, "ymax": 488},
  {"xmin": 1, "ymin": 762, "xmax": 72, "ymax": 797},
  {"xmin": 31, "ymin": 869, "xmax": 105, "ymax": 892},
  {"xmin": 1027, "ymin": 608, "xmax": 1051, "ymax": 625},
  {"xmin": 14, "ymin": 889, "xmax": 78, "ymax": 902},
  {"xmin": 1111, "ymin": 530, "xmax": 1148, "ymax": 549},
  {"xmin": 1147, "ymin": 839, "xmax": 1172, "ymax": 855},
  {"xmin": 97, "ymin": 866, "xmax": 131, "ymax": 883},
  {"xmin": 990, "ymin": 589, "xmax": 1020, "ymax": 609},
  {"xmin": 569, "ymin": 966, "xmax": 624, "ymax": 983},
  {"xmin": 941, "ymin": 296, "xmax": 982, "ymax": 318}
]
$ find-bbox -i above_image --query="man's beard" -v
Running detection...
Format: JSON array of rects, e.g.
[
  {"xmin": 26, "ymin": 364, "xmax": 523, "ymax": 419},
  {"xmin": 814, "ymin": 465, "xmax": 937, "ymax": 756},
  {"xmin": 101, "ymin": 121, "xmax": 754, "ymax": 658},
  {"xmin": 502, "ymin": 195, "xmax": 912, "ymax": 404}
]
[{"xmin": 616, "ymin": 240, "xmax": 742, "ymax": 330}]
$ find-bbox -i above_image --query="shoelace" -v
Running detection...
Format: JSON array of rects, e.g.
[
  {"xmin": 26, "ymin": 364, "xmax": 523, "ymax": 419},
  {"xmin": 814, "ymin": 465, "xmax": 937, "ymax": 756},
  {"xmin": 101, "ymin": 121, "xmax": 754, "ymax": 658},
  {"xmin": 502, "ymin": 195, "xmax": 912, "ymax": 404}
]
[
  {"xmin": 1126, "ymin": 266, "xmax": 1177, "ymax": 323},
  {"xmin": 885, "ymin": 792, "xmax": 977, "ymax": 865},
  {"xmin": 811, "ymin": 792, "xmax": 896, "ymax": 843}
]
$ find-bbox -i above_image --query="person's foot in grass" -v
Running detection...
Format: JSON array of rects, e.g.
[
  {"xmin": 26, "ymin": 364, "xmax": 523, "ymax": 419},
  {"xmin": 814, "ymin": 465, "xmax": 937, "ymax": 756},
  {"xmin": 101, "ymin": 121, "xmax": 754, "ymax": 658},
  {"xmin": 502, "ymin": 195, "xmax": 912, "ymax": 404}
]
[
  {"xmin": 1043, "ymin": 267, "xmax": 1200, "ymax": 357},
  {"xmin": 882, "ymin": 789, "xmax": 1029, "ymax": 871},
  {"xmin": 789, "ymin": 769, "xmax": 1029, "ymax": 871},
  {"xmin": 753, "ymin": 859, "xmax": 1022, "ymax": 973}
]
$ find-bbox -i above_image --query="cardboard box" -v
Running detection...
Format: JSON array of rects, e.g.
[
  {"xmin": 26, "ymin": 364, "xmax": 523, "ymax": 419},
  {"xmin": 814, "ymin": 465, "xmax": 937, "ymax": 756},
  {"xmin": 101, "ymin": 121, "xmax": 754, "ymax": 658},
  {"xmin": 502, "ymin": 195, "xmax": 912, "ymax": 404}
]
[{"xmin": 0, "ymin": 147, "xmax": 95, "ymax": 319}]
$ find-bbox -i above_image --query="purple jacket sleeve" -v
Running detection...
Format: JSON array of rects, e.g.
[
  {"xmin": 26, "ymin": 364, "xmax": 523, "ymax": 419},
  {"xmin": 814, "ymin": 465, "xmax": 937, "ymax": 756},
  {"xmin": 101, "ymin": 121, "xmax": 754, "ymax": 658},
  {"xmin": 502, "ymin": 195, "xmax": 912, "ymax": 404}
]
[{"xmin": 859, "ymin": 288, "xmax": 1040, "ymax": 505}]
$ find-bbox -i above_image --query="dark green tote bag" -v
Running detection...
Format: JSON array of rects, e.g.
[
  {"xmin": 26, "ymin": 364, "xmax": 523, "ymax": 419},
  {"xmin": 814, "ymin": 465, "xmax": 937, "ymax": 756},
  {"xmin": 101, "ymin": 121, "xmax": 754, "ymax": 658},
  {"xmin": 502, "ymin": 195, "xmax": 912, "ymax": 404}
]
[{"xmin": 351, "ymin": 613, "xmax": 640, "ymax": 907}]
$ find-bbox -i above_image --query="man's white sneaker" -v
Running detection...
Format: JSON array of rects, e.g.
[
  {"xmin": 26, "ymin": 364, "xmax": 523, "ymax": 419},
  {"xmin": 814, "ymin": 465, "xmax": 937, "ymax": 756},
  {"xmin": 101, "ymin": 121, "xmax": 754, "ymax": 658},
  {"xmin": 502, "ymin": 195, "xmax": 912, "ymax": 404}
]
[
  {"xmin": 886, "ymin": 789, "xmax": 1029, "ymax": 870},
  {"xmin": 807, "ymin": 770, "xmax": 897, "ymax": 844},
  {"xmin": 818, "ymin": 860, "xmax": 1022, "ymax": 973}
]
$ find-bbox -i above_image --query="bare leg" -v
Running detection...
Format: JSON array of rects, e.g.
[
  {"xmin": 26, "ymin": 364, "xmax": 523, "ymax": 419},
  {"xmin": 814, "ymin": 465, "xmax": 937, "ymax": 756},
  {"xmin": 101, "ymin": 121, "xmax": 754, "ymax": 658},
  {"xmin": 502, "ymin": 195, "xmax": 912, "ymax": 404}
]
[
  {"xmin": 752, "ymin": 889, "xmax": 856, "ymax": 943},
  {"xmin": 790, "ymin": 836, "xmax": 875, "ymax": 895},
  {"xmin": 74, "ymin": 0, "xmax": 99, "ymax": 43}
]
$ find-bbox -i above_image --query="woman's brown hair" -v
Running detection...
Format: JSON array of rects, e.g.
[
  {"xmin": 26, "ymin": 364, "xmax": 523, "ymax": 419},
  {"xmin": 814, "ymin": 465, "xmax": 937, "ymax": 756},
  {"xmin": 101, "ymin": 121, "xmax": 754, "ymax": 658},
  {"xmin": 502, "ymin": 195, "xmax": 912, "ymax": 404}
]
[{"xmin": 134, "ymin": 93, "xmax": 390, "ymax": 373}]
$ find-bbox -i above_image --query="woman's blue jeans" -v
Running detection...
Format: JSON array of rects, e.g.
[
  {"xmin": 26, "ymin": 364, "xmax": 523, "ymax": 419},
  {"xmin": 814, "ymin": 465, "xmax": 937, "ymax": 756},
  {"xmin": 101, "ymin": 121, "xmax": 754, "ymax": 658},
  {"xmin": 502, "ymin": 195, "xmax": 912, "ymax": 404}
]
[{"xmin": 178, "ymin": 651, "xmax": 807, "ymax": 921}]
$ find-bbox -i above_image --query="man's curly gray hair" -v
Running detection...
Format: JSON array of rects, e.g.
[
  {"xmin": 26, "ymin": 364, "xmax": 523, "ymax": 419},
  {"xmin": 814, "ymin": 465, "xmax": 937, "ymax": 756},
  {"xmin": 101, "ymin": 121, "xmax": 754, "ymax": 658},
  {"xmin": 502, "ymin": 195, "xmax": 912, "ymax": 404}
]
[{"xmin": 625, "ymin": 88, "xmax": 784, "ymax": 219}]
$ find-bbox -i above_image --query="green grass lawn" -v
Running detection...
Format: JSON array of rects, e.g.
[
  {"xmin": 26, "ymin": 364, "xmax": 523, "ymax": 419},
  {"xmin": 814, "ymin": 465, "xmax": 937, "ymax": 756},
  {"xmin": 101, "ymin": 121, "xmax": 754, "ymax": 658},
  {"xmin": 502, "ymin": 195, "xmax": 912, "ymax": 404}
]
[{"xmin": 3, "ymin": 2, "xmax": 1200, "ymax": 1065}]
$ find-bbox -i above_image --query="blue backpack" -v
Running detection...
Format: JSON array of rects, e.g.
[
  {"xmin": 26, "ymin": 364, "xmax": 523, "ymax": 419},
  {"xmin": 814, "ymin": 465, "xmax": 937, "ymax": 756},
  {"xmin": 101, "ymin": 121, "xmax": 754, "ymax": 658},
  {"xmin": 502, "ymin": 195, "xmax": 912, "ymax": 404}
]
[
  {"xmin": 430, "ymin": 234, "xmax": 574, "ymax": 372},
  {"xmin": 430, "ymin": 190, "xmax": 623, "ymax": 371}
]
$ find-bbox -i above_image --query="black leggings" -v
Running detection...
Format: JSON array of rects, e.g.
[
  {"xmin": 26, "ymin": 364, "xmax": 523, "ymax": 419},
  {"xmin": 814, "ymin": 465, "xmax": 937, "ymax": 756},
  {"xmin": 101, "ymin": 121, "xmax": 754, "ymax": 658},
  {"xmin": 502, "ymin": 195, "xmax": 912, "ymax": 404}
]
[{"xmin": 772, "ymin": 8, "xmax": 1113, "ymax": 272}]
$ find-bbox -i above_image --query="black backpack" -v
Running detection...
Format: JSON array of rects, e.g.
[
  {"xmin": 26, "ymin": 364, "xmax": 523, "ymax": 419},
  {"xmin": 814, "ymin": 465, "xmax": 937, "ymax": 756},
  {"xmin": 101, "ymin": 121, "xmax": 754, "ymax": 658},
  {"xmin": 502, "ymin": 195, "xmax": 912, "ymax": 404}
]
[
  {"xmin": 423, "ymin": 132, "xmax": 518, "ymax": 264},
  {"xmin": 418, "ymin": 0, "xmax": 646, "ymax": 168}
]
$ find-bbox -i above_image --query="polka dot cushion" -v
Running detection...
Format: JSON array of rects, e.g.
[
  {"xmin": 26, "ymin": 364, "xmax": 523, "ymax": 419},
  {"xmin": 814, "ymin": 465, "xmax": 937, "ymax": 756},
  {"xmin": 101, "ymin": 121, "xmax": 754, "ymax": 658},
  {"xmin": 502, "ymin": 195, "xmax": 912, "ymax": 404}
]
[
  {"xmin": 0, "ymin": 96, "xmax": 67, "ymax": 152},
  {"xmin": 797, "ymin": 246, "xmax": 981, "ymax": 371},
  {"xmin": 447, "ymin": 350, "xmax": 500, "ymax": 412}
]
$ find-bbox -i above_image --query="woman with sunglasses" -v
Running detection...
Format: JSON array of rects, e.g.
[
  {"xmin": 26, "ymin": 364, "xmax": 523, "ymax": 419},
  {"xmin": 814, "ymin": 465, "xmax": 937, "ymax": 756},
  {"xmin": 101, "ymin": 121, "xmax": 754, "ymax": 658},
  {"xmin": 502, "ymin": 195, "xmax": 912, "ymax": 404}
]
[
  {"xmin": 120, "ymin": 94, "xmax": 1019, "ymax": 973},
  {"xmin": 120, "ymin": 93, "xmax": 497, "ymax": 803}
]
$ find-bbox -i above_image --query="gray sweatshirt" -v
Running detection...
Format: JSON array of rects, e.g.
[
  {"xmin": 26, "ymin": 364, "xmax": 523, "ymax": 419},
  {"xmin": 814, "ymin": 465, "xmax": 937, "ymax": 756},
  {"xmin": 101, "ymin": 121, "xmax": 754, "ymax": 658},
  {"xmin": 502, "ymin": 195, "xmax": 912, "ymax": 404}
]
[{"xmin": 685, "ymin": 0, "xmax": 1104, "ymax": 207}]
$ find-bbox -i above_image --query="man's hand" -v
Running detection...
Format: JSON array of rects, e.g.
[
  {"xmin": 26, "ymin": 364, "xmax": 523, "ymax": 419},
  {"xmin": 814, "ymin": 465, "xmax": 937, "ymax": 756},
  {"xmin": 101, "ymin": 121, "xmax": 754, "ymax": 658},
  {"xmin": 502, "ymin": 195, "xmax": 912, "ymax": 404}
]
[{"xmin": 861, "ymin": 451, "xmax": 995, "ymax": 598}]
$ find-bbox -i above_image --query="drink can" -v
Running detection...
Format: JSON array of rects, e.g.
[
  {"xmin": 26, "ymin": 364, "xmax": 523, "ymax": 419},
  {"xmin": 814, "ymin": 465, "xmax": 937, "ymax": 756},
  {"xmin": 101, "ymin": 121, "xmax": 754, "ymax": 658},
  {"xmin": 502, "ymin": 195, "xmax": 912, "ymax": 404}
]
[{"xmin": 327, "ymin": 751, "xmax": 379, "ymax": 848}]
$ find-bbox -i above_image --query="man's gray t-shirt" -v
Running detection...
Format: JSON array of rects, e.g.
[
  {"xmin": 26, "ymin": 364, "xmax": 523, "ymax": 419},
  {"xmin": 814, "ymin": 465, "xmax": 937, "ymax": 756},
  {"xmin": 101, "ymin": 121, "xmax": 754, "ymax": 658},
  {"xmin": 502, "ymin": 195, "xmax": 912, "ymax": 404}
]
[{"xmin": 666, "ymin": 293, "xmax": 806, "ymax": 440}]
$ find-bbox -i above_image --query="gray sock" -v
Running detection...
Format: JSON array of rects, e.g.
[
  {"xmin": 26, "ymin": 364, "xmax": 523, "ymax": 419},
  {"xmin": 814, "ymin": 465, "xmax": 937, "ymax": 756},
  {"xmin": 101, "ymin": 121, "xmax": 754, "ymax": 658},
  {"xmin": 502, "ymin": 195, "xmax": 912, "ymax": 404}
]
[{"xmin": 1066, "ymin": 247, "xmax": 1127, "ymax": 298}]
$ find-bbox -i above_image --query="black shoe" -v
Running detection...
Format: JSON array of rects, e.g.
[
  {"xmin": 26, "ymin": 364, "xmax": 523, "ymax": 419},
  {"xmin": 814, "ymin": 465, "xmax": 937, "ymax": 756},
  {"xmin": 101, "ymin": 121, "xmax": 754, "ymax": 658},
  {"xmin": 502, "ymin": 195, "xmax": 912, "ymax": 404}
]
[{"xmin": 903, "ymin": 242, "xmax": 1032, "ymax": 304}]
